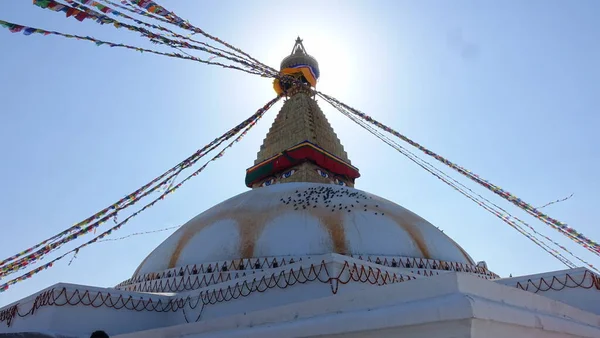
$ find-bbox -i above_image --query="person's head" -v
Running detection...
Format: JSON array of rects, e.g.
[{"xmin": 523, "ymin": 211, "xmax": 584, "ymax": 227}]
[{"xmin": 90, "ymin": 330, "xmax": 109, "ymax": 338}]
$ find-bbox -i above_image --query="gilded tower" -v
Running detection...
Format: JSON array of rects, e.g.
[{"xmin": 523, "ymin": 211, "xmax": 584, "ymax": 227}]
[{"xmin": 245, "ymin": 38, "xmax": 360, "ymax": 188}]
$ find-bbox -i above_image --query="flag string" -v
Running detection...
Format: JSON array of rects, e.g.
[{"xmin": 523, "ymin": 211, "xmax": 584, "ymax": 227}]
[
  {"xmin": 319, "ymin": 91, "xmax": 600, "ymax": 258},
  {"xmin": 0, "ymin": 95, "xmax": 280, "ymax": 279},
  {"xmin": 323, "ymin": 95, "xmax": 599, "ymax": 272}
]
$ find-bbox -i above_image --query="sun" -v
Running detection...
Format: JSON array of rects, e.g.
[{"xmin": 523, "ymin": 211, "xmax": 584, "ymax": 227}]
[{"xmin": 261, "ymin": 29, "xmax": 355, "ymax": 99}]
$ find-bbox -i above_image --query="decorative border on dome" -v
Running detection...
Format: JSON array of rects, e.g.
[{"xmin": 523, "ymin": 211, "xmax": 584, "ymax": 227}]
[
  {"xmin": 352, "ymin": 255, "xmax": 499, "ymax": 279},
  {"xmin": 2, "ymin": 259, "xmax": 411, "ymax": 327},
  {"xmin": 117, "ymin": 254, "xmax": 498, "ymax": 293},
  {"xmin": 119, "ymin": 256, "xmax": 311, "ymax": 289},
  {"xmin": 245, "ymin": 141, "xmax": 360, "ymax": 187}
]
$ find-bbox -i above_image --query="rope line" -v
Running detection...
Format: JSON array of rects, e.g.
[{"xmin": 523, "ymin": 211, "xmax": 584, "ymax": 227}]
[
  {"xmin": 126, "ymin": 0, "xmax": 279, "ymax": 77},
  {"xmin": 96, "ymin": 225, "xmax": 182, "ymax": 243},
  {"xmin": 538, "ymin": 193, "xmax": 574, "ymax": 210},
  {"xmin": 86, "ymin": 0, "xmax": 265, "ymax": 65},
  {"xmin": 318, "ymin": 91, "xmax": 600, "ymax": 257},
  {"xmin": 0, "ymin": 81, "xmax": 275, "ymax": 273},
  {"xmin": 321, "ymin": 94, "xmax": 598, "ymax": 273},
  {"xmin": 0, "ymin": 96, "xmax": 281, "ymax": 290},
  {"xmin": 34, "ymin": 1, "xmax": 269, "ymax": 76},
  {"xmin": 0, "ymin": 20, "xmax": 266, "ymax": 77}
]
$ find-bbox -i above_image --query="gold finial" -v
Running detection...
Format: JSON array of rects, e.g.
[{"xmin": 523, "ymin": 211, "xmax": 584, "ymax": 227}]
[{"xmin": 291, "ymin": 36, "xmax": 307, "ymax": 55}]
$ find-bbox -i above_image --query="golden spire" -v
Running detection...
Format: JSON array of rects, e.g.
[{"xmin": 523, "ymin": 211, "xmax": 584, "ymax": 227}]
[{"xmin": 245, "ymin": 39, "xmax": 359, "ymax": 189}]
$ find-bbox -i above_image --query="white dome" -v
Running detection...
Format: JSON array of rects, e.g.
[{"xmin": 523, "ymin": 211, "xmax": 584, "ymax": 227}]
[{"xmin": 133, "ymin": 183, "xmax": 475, "ymax": 276}]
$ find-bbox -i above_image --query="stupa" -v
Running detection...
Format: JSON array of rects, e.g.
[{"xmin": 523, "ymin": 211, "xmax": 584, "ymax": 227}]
[{"xmin": 1, "ymin": 38, "xmax": 599, "ymax": 338}]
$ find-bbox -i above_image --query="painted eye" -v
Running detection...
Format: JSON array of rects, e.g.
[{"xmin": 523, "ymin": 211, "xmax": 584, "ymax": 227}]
[
  {"xmin": 261, "ymin": 178, "xmax": 276, "ymax": 187},
  {"xmin": 316, "ymin": 169, "xmax": 329, "ymax": 178},
  {"xmin": 335, "ymin": 179, "xmax": 347, "ymax": 186},
  {"xmin": 281, "ymin": 169, "xmax": 296, "ymax": 179}
]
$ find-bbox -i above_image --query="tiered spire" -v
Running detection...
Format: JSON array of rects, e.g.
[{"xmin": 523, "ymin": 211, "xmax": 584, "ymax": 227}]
[
  {"xmin": 254, "ymin": 94, "xmax": 350, "ymax": 165},
  {"xmin": 245, "ymin": 39, "xmax": 359, "ymax": 188}
]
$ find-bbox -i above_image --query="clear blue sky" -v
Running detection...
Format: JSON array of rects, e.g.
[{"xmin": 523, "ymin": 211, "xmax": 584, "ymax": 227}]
[{"xmin": 1, "ymin": 0, "xmax": 599, "ymax": 307}]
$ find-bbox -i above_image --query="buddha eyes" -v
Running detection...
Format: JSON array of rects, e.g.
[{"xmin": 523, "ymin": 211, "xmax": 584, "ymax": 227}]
[
  {"xmin": 335, "ymin": 178, "xmax": 347, "ymax": 186},
  {"xmin": 316, "ymin": 169, "xmax": 329, "ymax": 178},
  {"xmin": 281, "ymin": 169, "xmax": 296, "ymax": 179},
  {"xmin": 261, "ymin": 170, "xmax": 296, "ymax": 187},
  {"xmin": 261, "ymin": 178, "xmax": 276, "ymax": 187},
  {"xmin": 261, "ymin": 168, "xmax": 345, "ymax": 186}
]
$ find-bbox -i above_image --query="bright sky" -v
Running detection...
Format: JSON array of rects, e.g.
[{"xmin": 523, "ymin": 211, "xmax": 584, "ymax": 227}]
[{"xmin": 1, "ymin": 1, "xmax": 599, "ymax": 307}]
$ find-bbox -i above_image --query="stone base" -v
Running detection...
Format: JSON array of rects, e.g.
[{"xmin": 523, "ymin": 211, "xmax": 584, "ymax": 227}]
[
  {"xmin": 3, "ymin": 264, "xmax": 599, "ymax": 338},
  {"xmin": 115, "ymin": 272, "xmax": 600, "ymax": 338}
]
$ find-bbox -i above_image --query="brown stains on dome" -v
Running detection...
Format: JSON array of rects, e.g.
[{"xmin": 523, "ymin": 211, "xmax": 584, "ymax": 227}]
[
  {"xmin": 162, "ymin": 188, "xmax": 458, "ymax": 270},
  {"xmin": 167, "ymin": 207, "xmax": 286, "ymax": 268},
  {"xmin": 237, "ymin": 212, "xmax": 277, "ymax": 258},
  {"xmin": 166, "ymin": 208, "xmax": 434, "ymax": 268},
  {"xmin": 373, "ymin": 206, "xmax": 432, "ymax": 259},
  {"xmin": 168, "ymin": 212, "xmax": 231, "ymax": 268},
  {"xmin": 448, "ymin": 236, "xmax": 475, "ymax": 265},
  {"xmin": 392, "ymin": 217, "xmax": 432, "ymax": 259},
  {"xmin": 316, "ymin": 211, "xmax": 348, "ymax": 254},
  {"xmin": 167, "ymin": 207, "xmax": 350, "ymax": 268}
]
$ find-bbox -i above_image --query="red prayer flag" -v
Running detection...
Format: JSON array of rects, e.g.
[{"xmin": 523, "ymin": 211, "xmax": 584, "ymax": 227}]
[
  {"xmin": 75, "ymin": 12, "xmax": 88, "ymax": 21},
  {"xmin": 66, "ymin": 8, "xmax": 78, "ymax": 17}
]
